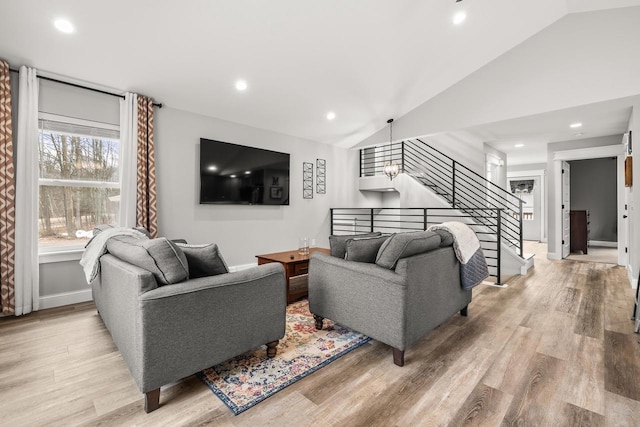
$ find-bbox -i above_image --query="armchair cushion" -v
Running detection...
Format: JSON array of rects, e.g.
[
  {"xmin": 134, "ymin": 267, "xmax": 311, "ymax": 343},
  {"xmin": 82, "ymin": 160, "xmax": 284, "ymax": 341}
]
[
  {"xmin": 329, "ymin": 232, "xmax": 381, "ymax": 258},
  {"xmin": 344, "ymin": 235, "xmax": 389, "ymax": 263},
  {"xmin": 176, "ymin": 243, "xmax": 229, "ymax": 278},
  {"xmin": 375, "ymin": 231, "xmax": 441, "ymax": 269},
  {"xmin": 107, "ymin": 236, "xmax": 189, "ymax": 285}
]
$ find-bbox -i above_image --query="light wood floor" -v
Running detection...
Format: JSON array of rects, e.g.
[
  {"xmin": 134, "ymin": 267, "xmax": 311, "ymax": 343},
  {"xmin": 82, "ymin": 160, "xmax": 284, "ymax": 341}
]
[
  {"xmin": 567, "ymin": 246, "xmax": 618, "ymax": 265},
  {"xmin": 2, "ymin": 242, "xmax": 640, "ymax": 426}
]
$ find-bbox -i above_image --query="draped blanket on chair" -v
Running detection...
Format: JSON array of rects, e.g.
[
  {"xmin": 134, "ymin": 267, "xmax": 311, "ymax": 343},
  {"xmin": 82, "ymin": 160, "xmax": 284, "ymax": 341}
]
[{"xmin": 428, "ymin": 221, "xmax": 489, "ymax": 289}]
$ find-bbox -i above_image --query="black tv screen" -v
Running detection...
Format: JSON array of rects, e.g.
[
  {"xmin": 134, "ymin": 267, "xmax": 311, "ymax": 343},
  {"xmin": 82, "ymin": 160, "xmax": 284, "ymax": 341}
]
[{"xmin": 199, "ymin": 138, "xmax": 290, "ymax": 205}]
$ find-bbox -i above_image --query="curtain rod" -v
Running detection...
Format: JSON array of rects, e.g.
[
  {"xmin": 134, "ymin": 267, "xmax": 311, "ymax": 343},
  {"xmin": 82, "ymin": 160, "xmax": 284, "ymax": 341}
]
[{"xmin": 8, "ymin": 67, "xmax": 162, "ymax": 108}]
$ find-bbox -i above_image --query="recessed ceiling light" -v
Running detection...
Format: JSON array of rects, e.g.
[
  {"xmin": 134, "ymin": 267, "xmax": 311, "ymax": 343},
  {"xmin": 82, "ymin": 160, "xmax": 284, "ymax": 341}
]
[
  {"xmin": 244, "ymin": 171, "xmax": 251, "ymax": 175},
  {"xmin": 235, "ymin": 80, "xmax": 248, "ymax": 91},
  {"xmin": 326, "ymin": 111, "xmax": 336, "ymax": 121},
  {"xmin": 230, "ymin": 174, "xmax": 237, "ymax": 178},
  {"xmin": 54, "ymin": 18, "xmax": 75, "ymax": 34},
  {"xmin": 453, "ymin": 11, "xmax": 466, "ymax": 25},
  {"xmin": 514, "ymin": 143, "xmax": 525, "ymax": 148},
  {"xmin": 570, "ymin": 122, "xmax": 582, "ymax": 128},
  {"xmin": 387, "ymin": 189, "xmax": 394, "ymax": 191},
  {"xmin": 207, "ymin": 165, "xmax": 217, "ymax": 171}
]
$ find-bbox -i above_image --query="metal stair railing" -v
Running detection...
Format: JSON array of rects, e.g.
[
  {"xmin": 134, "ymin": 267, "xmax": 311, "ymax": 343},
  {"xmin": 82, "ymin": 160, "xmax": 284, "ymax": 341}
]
[
  {"xmin": 330, "ymin": 207, "xmax": 503, "ymax": 284},
  {"xmin": 359, "ymin": 138, "xmax": 524, "ymax": 258}
]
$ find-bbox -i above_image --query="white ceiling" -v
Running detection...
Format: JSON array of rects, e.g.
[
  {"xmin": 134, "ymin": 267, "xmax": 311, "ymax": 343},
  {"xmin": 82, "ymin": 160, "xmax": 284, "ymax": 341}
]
[
  {"xmin": 0, "ymin": 0, "xmax": 638, "ymax": 148},
  {"xmin": 467, "ymin": 96, "xmax": 637, "ymax": 165}
]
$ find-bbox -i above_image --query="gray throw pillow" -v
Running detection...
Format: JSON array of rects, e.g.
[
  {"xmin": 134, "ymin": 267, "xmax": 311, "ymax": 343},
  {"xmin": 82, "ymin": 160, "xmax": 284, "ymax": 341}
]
[
  {"xmin": 106, "ymin": 236, "xmax": 189, "ymax": 285},
  {"xmin": 375, "ymin": 231, "xmax": 441, "ymax": 269},
  {"xmin": 176, "ymin": 243, "xmax": 229, "ymax": 278},
  {"xmin": 344, "ymin": 235, "xmax": 390, "ymax": 263},
  {"xmin": 329, "ymin": 232, "xmax": 382, "ymax": 259}
]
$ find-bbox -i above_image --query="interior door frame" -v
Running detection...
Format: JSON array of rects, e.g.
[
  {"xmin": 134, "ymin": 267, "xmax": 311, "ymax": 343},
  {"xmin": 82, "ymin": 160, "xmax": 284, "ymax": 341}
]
[
  {"xmin": 561, "ymin": 161, "xmax": 571, "ymax": 258},
  {"xmin": 507, "ymin": 169, "xmax": 546, "ymax": 243},
  {"xmin": 552, "ymin": 144, "xmax": 626, "ymax": 264}
]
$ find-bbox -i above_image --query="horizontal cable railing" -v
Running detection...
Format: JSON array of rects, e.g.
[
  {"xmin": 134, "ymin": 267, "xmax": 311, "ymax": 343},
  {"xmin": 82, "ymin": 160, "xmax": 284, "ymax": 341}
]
[
  {"xmin": 331, "ymin": 208, "xmax": 502, "ymax": 284},
  {"xmin": 359, "ymin": 138, "xmax": 524, "ymax": 257}
]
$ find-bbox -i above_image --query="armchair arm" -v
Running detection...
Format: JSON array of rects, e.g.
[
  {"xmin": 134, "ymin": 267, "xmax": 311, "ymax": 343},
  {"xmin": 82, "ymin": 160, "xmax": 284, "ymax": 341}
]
[
  {"xmin": 140, "ymin": 263, "xmax": 284, "ymax": 300},
  {"xmin": 309, "ymin": 252, "xmax": 405, "ymax": 286},
  {"xmin": 136, "ymin": 263, "xmax": 286, "ymax": 392}
]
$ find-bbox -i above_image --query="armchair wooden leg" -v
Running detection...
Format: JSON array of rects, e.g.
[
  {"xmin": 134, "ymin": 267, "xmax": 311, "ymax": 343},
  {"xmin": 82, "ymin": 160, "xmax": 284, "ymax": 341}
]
[
  {"xmin": 392, "ymin": 348, "xmax": 405, "ymax": 367},
  {"xmin": 266, "ymin": 340, "xmax": 279, "ymax": 358},
  {"xmin": 460, "ymin": 305, "xmax": 468, "ymax": 317},
  {"xmin": 313, "ymin": 314, "xmax": 324, "ymax": 330},
  {"xmin": 144, "ymin": 388, "xmax": 160, "ymax": 413}
]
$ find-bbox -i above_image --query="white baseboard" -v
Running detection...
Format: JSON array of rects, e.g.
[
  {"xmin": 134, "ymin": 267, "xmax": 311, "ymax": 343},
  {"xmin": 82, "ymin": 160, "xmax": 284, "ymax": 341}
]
[
  {"xmin": 39, "ymin": 289, "xmax": 93, "ymax": 310},
  {"xmin": 547, "ymin": 252, "xmax": 561, "ymax": 260},
  {"xmin": 629, "ymin": 265, "xmax": 638, "ymax": 290},
  {"xmin": 589, "ymin": 240, "xmax": 617, "ymax": 248}
]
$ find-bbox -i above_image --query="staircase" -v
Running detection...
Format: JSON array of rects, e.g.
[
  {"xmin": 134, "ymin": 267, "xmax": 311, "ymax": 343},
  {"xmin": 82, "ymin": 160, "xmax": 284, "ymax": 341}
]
[{"xmin": 356, "ymin": 138, "xmax": 532, "ymax": 283}]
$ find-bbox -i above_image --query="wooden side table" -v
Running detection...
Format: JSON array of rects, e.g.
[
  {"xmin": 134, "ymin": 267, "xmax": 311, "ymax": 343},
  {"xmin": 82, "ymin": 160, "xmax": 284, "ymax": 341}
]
[{"xmin": 256, "ymin": 247, "xmax": 330, "ymax": 304}]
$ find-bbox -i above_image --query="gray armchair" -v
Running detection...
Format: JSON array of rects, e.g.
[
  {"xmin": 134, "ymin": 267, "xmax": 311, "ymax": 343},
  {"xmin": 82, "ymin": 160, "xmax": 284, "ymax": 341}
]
[
  {"xmin": 92, "ymin": 254, "xmax": 286, "ymax": 412},
  {"xmin": 309, "ymin": 240, "xmax": 470, "ymax": 366}
]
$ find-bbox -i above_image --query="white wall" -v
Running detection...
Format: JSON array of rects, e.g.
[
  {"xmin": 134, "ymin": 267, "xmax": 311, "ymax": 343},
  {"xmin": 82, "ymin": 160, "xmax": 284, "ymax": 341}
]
[
  {"xmin": 34, "ymin": 78, "xmax": 376, "ymax": 302},
  {"xmin": 484, "ymin": 143, "xmax": 507, "ymax": 189},
  {"xmin": 356, "ymin": 6, "xmax": 640, "ymax": 149},
  {"xmin": 155, "ymin": 107, "xmax": 378, "ymax": 266},
  {"xmin": 508, "ymin": 163, "xmax": 547, "ymax": 173}
]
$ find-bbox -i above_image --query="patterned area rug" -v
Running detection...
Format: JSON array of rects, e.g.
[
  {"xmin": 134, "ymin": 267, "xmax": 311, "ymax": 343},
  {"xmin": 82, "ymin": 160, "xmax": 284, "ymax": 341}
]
[{"xmin": 198, "ymin": 299, "xmax": 370, "ymax": 415}]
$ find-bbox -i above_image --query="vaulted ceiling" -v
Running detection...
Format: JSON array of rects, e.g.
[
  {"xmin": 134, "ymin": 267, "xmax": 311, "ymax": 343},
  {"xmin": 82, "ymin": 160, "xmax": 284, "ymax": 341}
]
[{"xmin": 0, "ymin": 0, "xmax": 638, "ymax": 149}]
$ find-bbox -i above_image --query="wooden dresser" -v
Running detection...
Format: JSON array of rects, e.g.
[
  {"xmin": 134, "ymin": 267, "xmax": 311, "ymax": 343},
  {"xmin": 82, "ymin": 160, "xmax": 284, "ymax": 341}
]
[{"xmin": 570, "ymin": 210, "xmax": 589, "ymax": 254}]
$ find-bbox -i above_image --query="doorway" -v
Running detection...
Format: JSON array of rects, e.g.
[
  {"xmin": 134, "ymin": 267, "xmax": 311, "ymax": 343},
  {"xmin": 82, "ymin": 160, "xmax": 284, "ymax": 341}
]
[{"xmin": 552, "ymin": 145, "xmax": 627, "ymax": 266}]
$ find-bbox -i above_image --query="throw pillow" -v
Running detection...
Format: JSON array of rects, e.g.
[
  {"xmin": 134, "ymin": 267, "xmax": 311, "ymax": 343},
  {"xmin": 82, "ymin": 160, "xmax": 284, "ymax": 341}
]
[
  {"xmin": 375, "ymin": 231, "xmax": 441, "ymax": 269},
  {"xmin": 329, "ymin": 232, "xmax": 382, "ymax": 259},
  {"xmin": 106, "ymin": 236, "xmax": 189, "ymax": 285},
  {"xmin": 176, "ymin": 243, "xmax": 229, "ymax": 278},
  {"xmin": 344, "ymin": 235, "xmax": 390, "ymax": 263}
]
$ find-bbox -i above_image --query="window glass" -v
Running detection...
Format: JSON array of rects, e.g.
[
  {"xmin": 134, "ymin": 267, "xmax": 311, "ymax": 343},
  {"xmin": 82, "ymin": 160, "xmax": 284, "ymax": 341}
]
[{"xmin": 38, "ymin": 116, "xmax": 120, "ymax": 250}]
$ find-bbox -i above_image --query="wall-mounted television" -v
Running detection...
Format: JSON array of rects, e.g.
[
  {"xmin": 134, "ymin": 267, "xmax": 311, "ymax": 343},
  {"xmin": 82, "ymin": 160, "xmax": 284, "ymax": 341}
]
[{"xmin": 199, "ymin": 138, "xmax": 290, "ymax": 205}]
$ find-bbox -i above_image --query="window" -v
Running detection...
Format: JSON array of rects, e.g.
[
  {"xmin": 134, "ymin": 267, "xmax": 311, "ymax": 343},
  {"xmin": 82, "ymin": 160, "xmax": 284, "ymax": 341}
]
[
  {"xmin": 509, "ymin": 178, "xmax": 535, "ymax": 221},
  {"xmin": 38, "ymin": 113, "xmax": 120, "ymax": 251}
]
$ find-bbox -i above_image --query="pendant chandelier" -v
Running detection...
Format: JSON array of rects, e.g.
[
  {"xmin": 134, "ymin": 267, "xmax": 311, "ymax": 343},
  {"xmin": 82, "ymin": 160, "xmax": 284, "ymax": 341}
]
[{"xmin": 383, "ymin": 118, "xmax": 400, "ymax": 180}]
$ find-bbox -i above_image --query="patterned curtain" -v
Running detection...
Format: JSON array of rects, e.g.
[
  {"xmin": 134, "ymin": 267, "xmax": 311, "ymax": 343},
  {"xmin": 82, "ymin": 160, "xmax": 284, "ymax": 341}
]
[
  {"xmin": 136, "ymin": 96, "xmax": 158, "ymax": 238},
  {"xmin": 0, "ymin": 61, "xmax": 15, "ymax": 315}
]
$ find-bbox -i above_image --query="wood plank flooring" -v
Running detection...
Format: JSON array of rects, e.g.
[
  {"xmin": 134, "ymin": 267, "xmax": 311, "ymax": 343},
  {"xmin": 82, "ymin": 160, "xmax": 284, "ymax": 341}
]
[{"xmin": 1, "ymin": 241, "xmax": 639, "ymax": 426}]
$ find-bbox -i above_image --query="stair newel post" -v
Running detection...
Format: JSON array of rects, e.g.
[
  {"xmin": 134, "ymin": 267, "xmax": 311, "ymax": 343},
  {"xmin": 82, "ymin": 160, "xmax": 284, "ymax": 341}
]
[
  {"xmin": 452, "ymin": 161, "xmax": 456, "ymax": 207},
  {"xmin": 496, "ymin": 208, "xmax": 502, "ymax": 286},
  {"xmin": 519, "ymin": 199, "xmax": 524, "ymax": 257},
  {"xmin": 401, "ymin": 141, "xmax": 405, "ymax": 174},
  {"xmin": 370, "ymin": 208, "xmax": 374, "ymax": 233},
  {"xmin": 330, "ymin": 208, "xmax": 334, "ymax": 235},
  {"xmin": 423, "ymin": 208, "xmax": 428, "ymax": 231}
]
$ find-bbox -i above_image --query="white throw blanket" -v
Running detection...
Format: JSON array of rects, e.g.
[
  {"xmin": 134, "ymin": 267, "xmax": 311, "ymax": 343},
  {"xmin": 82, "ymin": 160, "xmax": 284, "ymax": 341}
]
[
  {"xmin": 428, "ymin": 221, "xmax": 480, "ymax": 264},
  {"xmin": 80, "ymin": 228, "xmax": 149, "ymax": 284}
]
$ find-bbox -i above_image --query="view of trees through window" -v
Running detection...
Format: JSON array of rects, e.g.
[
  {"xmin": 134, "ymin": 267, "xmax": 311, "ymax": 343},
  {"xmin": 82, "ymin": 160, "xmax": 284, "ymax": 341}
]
[{"xmin": 38, "ymin": 117, "xmax": 120, "ymax": 249}]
